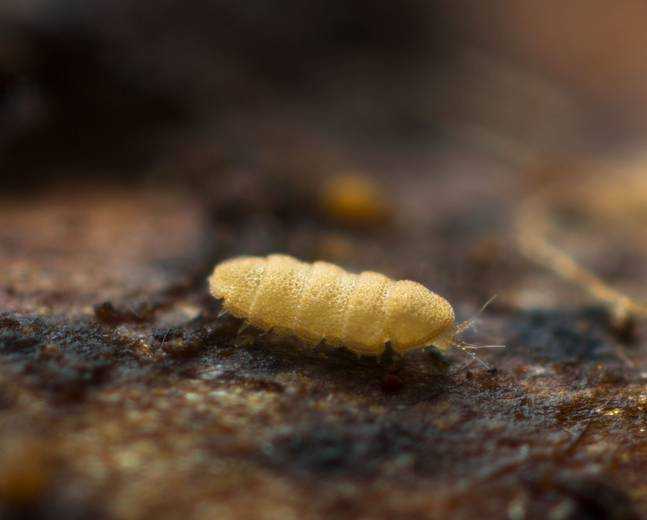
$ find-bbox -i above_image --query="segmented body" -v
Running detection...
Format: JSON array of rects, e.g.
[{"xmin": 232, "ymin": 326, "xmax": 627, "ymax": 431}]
[{"xmin": 209, "ymin": 254, "xmax": 456, "ymax": 356}]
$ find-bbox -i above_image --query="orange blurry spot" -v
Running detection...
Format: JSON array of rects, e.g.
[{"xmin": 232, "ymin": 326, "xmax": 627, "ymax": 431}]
[{"xmin": 319, "ymin": 174, "xmax": 392, "ymax": 227}]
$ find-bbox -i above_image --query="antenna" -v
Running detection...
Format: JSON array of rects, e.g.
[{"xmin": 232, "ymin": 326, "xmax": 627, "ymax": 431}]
[{"xmin": 455, "ymin": 294, "xmax": 498, "ymax": 335}]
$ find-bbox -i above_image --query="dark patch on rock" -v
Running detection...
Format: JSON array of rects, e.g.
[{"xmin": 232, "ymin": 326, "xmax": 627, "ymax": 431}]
[
  {"xmin": 507, "ymin": 308, "xmax": 617, "ymax": 363},
  {"xmin": 0, "ymin": 330, "xmax": 42, "ymax": 353},
  {"xmin": 381, "ymin": 373, "xmax": 404, "ymax": 394},
  {"xmin": 0, "ymin": 316, "xmax": 143, "ymax": 402},
  {"xmin": 263, "ymin": 420, "xmax": 434, "ymax": 478},
  {"xmin": 94, "ymin": 301, "xmax": 156, "ymax": 325}
]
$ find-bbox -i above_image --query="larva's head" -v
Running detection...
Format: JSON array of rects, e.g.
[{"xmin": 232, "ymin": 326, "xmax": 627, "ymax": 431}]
[{"xmin": 386, "ymin": 280, "xmax": 456, "ymax": 354}]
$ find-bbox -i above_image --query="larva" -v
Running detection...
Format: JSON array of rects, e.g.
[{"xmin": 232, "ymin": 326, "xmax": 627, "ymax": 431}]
[{"xmin": 208, "ymin": 254, "xmax": 459, "ymax": 356}]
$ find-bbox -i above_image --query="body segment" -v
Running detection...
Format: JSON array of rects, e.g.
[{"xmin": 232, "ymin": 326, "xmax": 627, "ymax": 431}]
[{"xmin": 209, "ymin": 254, "xmax": 456, "ymax": 355}]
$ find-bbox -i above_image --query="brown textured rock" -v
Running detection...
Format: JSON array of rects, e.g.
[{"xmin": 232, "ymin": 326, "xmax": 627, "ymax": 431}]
[{"xmin": 0, "ymin": 161, "xmax": 645, "ymax": 519}]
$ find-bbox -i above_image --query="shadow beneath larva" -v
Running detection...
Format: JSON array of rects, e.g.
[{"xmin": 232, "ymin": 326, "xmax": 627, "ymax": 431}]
[
  {"xmin": 182, "ymin": 314, "xmax": 459, "ymax": 400},
  {"xmin": 258, "ymin": 344, "xmax": 454, "ymax": 401}
]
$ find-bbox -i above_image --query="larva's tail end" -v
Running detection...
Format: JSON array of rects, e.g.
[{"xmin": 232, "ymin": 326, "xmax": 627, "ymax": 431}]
[
  {"xmin": 207, "ymin": 268, "xmax": 226, "ymax": 300},
  {"xmin": 208, "ymin": 256, "xmax": 262, "ymax": 300}
]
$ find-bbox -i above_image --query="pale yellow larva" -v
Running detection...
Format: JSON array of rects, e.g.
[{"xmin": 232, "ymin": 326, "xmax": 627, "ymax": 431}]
[{"xmin": 208, "ymin": 254, "xmax": 457, "ymax": 356}]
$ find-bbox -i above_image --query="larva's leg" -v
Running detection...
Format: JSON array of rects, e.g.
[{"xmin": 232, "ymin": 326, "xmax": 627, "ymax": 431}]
[
  {"xmin": 424, "ymin": 346, "xmax": 450, "ymax": 372},
  {"xmin": 380, "ymin": 342, "xmax": 395, "ymax": 365},
  {"xmin": 257, "ymin": 328, "xmax": 272, "ymax": 338},
  {"xmin": 232, "ymin": 322, "xmax": 254, "ymax": 348},
  {"xmin": 233, "ymin": 335, "xmax": 254, "ymax": 348},
  {"xmin": 217, "ymin": 309, "xmax": 229, "ymax": 319}
]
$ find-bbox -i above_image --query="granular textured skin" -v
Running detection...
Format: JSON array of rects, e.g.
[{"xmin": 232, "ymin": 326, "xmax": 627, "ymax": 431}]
[{"xmin": 209, "ymin": 254, "xmax": 456, "ymax": 355}]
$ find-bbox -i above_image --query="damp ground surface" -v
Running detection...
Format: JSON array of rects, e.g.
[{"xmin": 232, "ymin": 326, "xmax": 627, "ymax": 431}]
[{"xmin": 0, "ymin": 147, "xmax": 646, "ymax": 520}]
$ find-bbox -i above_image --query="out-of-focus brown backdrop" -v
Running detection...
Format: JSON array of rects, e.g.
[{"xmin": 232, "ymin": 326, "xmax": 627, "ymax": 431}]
[
  {"xmin": 1, "ymin": 2, "xmax": 646, "ymax": 519},
  {"xmin": 4, "ymin": 0, "xmax": 647, "ymax": 185}
]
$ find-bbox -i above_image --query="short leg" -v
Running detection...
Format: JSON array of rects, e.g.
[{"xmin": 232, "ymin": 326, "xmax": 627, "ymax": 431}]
[
  {"xmin": 257, "ymin": 328, "xmax": 273, "ymax": 338},
  {"xmin": 380, "ymin": 342, "xmax": 395, "ymax": 365},
  {"xmin": 233, "ymin": 334, "xmax": 254, "ymax": 348},
  {"xmin": 425, "ymin": 345, "xmax": 450, "ymax": 372}
]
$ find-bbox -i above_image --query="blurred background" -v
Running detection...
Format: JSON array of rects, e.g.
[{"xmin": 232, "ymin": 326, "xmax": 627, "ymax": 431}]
[{"xmin": 3, "ymin": 0, "xmax": 647, "ymax": 187}]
